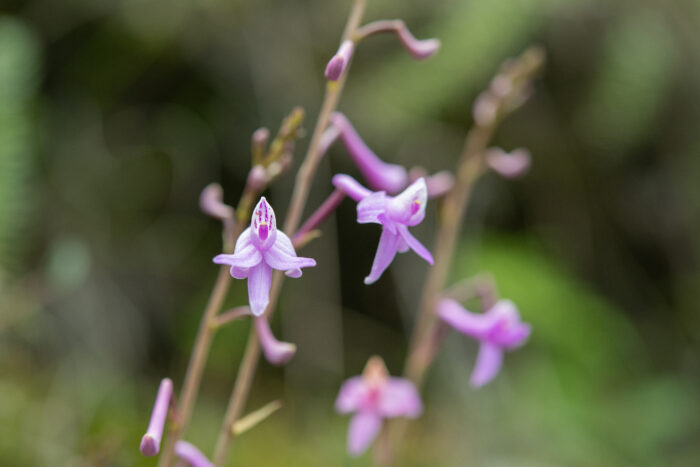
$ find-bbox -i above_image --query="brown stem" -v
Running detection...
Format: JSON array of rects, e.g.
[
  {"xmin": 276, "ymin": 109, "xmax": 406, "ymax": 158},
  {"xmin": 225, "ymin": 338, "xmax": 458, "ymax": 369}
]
[
  {"xmin": 157, "ymin": 219, "xmax": 243, "ymax": 467},
  {"xmin": 210, "ymin": 2, "xmax": 368, "ymax": 465}
]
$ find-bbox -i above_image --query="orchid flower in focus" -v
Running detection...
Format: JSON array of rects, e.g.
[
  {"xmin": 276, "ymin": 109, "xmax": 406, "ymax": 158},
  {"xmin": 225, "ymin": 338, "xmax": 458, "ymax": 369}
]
[
  {"xmin": 437, "ymin": 298, "xmax": 531, "ymax": 387},
  {"xmin": 335, "ymin": 356, "xmax": 422, "ymax": 456},
  {"xmin": 214, "ymin": 197, "xmax": 316, "ymax": 316},
  {"xmin": 333, "ymin": 174, "xmax": 433, "ymax": 284}
]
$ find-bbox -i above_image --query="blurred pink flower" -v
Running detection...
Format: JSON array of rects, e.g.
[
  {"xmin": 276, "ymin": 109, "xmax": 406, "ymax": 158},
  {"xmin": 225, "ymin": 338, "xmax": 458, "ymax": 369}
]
[
  {"xmin": 174, "ymin": 441, "xmax": 213, "ymax": 467},
  {"xmin": 214, "ymin": 197, "xmax": 316, "ymax": 316},
  {"xmin": 333, "ymin": 175, "xmax": 433, "ymax": 284},
  {"xmin": 140, "ymin": 378, "xmax": 173, "ymax": 456},
  {"xmin": 335, "ymin": 356, "xmax": 422, "ymax": 456},
  {"xmin": 437, "ymin": 298, "xmax": 531, "ymax": 387}
]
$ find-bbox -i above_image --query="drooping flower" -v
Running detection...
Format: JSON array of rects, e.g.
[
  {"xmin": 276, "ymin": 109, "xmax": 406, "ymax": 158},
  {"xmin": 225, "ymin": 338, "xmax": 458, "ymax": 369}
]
[
  {"xmin": 214, "ymin": 197, "xmax": 316, "ymax": 316},
  {"xmin": 335, "ymin": 356, "xmax": 422, "ymax": 456},
  {"xmin": 333, "ymin": 174, "xmax": 433, "ymax": 284},
  {"xmin": 174, "ymin": 441, "xmax": 213, "ymax": 467},
  {"xmin": 140, "ymin": 378, "xmax": 173, "ymax": 456},
  {"xmin": 437, "ymin": 298, "xmax": 531, "ymax": 387}
]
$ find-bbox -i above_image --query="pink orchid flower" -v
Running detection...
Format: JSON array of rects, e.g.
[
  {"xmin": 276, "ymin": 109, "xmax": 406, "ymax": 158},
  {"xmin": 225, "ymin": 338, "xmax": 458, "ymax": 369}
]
[
  {"xmin": 335, "ymin": 356, "xmax": 422, "ymax": 456},
  {"xmin": 333, "ymin": 174, "xmax": 434, "ymax": 284},
  {"xmin": 437, "ymin": 298, "xmax": 531, "ymax": 387},
  {"xmin": 214, "ymin": 197, "xmax": 316, "ymax": 316}
]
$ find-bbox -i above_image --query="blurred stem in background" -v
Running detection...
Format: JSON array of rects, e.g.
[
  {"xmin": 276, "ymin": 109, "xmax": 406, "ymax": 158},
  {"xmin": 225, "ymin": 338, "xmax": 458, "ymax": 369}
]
[
  {"xmin": 210, "ymin": 1, "xmax": 368, "ymax": 465},
  {"xmin": 381, "ymin": 47, "xmax": 546, "ymax": 465}
]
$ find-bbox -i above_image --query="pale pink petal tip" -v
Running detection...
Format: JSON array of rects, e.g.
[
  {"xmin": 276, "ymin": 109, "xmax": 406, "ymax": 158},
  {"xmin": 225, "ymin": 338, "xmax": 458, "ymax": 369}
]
[
  {"xmin": 486, "ymin": 148, "xmax": 531, "ymax": 178},
  {"xmin": 348, "ymin": 412, "xmax": 382, "ymax": 456},
  {"xmin": 199, "ymin": 183, "xmax": 233, "ymax": 220},
  {"xmin": 325, "ymin": 40, "xmax": 354, "ymax": 81},
  {"xmin": 255, "ymin": 316, "xmax": 296, "ymax": 365},
  {"xmin": 174, "ymin": 441, "xmax": 214, "ymax": 467},
  {"xmin": 139, "ymin": 434, "xmax": 157, "ymax": 457}
]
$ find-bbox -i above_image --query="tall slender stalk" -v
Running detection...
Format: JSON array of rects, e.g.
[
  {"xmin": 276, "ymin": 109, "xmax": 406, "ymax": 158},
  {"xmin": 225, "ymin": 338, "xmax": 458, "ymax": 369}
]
[
  {"xmin": 157, "ymin": 219, "xmax": 242, "ymax": 467},
  {"xmin": 384, "ymin": 47, "xmax": 545, "ymax": 460},
  {"xmin": 210, "ymin": 1, "xmax": 368, "ymax": 465}
]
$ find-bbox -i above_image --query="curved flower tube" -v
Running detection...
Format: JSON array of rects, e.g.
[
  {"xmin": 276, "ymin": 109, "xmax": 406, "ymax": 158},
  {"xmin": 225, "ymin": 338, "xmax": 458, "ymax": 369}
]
[
  {"xmin": 139, "ymin": 378, "xmax": 173, "ymax": 456},
  {"xmin": 335, "ymin": 356, "xmax": 422, "ymax": 456},
  {"xmin": 255, "ymin": 316, "xmax": 296, "ymax": 365},
  {"xmin": 174, "ymin": 441, "xmax": 214, "ymax": 467},
  {"xmin": 329, "ymin": 112, "xmax": 408, "ymax": 194},
  {"xmin": 437, "ymin": 298, "xmax": 531, "ymax": 387},
  {"xmin": 214, "ymin": 197, "xmax": 317, "ymax": 315}
]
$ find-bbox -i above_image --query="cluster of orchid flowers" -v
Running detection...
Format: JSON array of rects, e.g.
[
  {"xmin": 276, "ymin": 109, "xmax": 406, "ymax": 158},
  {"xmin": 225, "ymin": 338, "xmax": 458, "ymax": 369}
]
[{"xmin": 139, "ymin": 9, "xmax": 536, "ymax": 466}]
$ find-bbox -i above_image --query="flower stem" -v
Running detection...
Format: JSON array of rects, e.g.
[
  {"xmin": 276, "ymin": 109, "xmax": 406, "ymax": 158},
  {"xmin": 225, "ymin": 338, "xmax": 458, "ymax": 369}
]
[
  {"xmin": 384, "ymin": 47, "xmax": 545, "ymax": 460},
  {"xmin": 157, "ymin": 222, "xmax": 243, "ymax": 467},
  {"xmin": 292, "ymin": 188, "xmax": 346, "ymax": 246},
  {"xmin": 210, "ymin": 2, "xmax": 368, "ymax": 465}
]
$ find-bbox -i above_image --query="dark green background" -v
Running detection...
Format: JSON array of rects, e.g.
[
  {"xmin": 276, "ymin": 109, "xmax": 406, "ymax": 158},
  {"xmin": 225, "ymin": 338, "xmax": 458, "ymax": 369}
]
[{"xmin": 1, "ymin": 0, "xmax": 699, "ymax": 465}]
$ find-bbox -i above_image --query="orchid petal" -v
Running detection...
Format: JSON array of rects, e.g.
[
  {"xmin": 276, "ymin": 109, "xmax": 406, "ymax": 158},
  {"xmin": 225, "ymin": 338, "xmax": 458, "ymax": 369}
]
[
  {"xmin": 357, "ymin": 191, "xmax": 387, "ymax": 225},
  {"xmin": 378, "ymin": 378, "xmax": 422, "ymax": 418},
  {"xmin": 470, "ymin": 342, "xmax": 503, "ymax": 387},
  {"xmin": 364, "ymin": 229, "xmax": 399, "ymax": 285},
  {"xmin": 335, "ymin": 376, "xmax": 365, "ymax": 414},
  {"xmin": 436, "ymin": 298, "xmax": 492, "ymax": 339},
  {"xmin": 386, "ymin": 178, "xmax": 427, "ymax": 225},
  {"xmin": 397, "ymin": 225, "xmax": 433, "ymax": 264},
  {"xmin": 265, "ymin": 232, "xmax": 316, "ymax": 277},
  {"xmin": 213, "ymin": 244, "xmax": 263, "ymax": 275},
  {"xmin": 501, "ymin": 322, "xmax": 532, "ymax": 349},
  {"xmin": 247, "ymin": 263, "xmax": 273, "ymax": 316},
  {"xmin": 347, "ymin": 412, "xmax": 382, "ymax": 456},
  {"xmin": 174, "ymin": 441, "xmax": 214, "ymax": 467}
]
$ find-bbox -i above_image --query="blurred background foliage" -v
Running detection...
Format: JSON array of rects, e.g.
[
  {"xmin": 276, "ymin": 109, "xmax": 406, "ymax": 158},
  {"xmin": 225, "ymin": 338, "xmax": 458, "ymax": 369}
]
[{"xmin": 0, "ymin": 0, "xmax": 699, "ymax": 465}]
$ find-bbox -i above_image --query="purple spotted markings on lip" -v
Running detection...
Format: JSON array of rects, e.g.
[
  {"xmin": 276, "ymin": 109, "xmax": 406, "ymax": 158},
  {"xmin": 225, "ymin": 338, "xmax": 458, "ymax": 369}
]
[
  {"xmin": 213, "ymin": 197, "xmax": 316, "ymax": 316},
  {"xmin": 335, "ymin": 356, "xmax": 422, "ymax": 456},
  {"xmin": 437, "ymin": 298, "xmax": 531, "ymax": 387},
  {"xmin": 333, "ymin": 174, "xmax": 433, "ymax": 284}
]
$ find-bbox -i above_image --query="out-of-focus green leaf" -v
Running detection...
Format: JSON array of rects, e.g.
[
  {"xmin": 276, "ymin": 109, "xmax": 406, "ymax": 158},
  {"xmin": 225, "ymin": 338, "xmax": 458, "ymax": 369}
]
[
  {"xmin": 574, "ymin": 9, "xmax": 676, "ymax": 157},
  {"xmin": 0, "ymin": 17, "xmax": 40, "ymax": 274}
]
